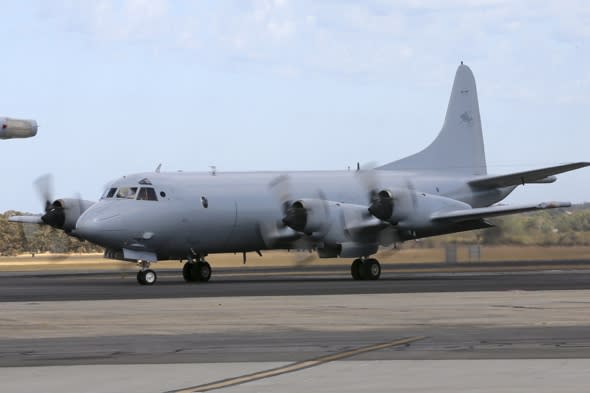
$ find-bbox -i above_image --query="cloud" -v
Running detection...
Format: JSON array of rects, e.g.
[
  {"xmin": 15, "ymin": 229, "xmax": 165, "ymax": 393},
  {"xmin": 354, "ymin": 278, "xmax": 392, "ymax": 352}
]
[
  {"xmin": 43, "ymin": 0, "xmax": 170, "ymax": 43},
  {"xmin": 40, "ymin": 0, "xmax": 590, "ymax": 97}
]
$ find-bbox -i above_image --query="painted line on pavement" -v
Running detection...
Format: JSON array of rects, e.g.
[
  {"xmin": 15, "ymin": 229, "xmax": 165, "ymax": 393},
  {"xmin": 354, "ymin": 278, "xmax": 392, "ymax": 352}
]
[{"xmin": 168, "ymin": 335, "xmax": 425, "ymax": 393}]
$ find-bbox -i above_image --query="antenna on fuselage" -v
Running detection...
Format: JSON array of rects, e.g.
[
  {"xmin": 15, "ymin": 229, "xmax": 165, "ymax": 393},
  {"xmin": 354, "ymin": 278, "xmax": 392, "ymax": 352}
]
[
  {"xmin": 209, "ymin": 166, "xmax": 217, "ymax": 176},
  {"xmin": 155, "ymin": 163, "xmax": 162, "ymax": 173}
]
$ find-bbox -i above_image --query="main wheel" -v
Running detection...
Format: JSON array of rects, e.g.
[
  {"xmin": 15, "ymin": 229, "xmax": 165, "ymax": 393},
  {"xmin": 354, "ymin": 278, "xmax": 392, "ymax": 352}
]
[
  {"xmin": 137, "ymin": 271, "xmax": 145, "ymax": 285},
  {"xmin": 186, "ymin": 261, "xmax": 212, "ymax": 282},
  {"xmin": 351, "ymin": 259, "xmax": 362, "ymax": 280},
  {"xmin": 182, "ymin": 262, "xmax": 195, "ymax": 282},
  {"xmin": 361, "ymin": 259, "xmax": 381, "ymax": 280},
  {"xmin": 198, "ymin": 261, "xmax": 212, "ymax": 282}
]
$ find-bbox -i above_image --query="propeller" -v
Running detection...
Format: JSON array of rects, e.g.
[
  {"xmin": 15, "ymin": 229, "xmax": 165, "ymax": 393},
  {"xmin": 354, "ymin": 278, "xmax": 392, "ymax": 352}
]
[
  {"xmin": 263, "ymin": 175, "xmax": 331, "ymax": 264},
  {"xmin": 34, "ymin": 174, "xmax": 53, "ymax": 212},
  {"xmin": 17, "ymin": 175, "xmax": 70, "ymax": 260},
  {"xmin": 368, "ymin": 189, "xmax": 394, "ymax": 221},
  {"xmin": 268, "ymin": 174, "xmax": 331, "ymax": 236},
  {"xmin": 357, "ymin": 165, "xmax": 419, "ymax": 221},
  {"xmin": 403, "ymin": 177, "xmax": 419, "ymax": 210},
  {"xmin": 355, "ymin": 165, "xmax": 422, "ymax": 254},
  {"xmin": 32, "ymin": 174, "xmax": 68, "ymax": 229},
  {"xmin": 32, "ymin": 175, "xmax": 89, "ymax": 233},
  {"xmin": 14, "ymin": 179, "xmax": 103, "ymax": 268},
  {"xmin": 356, "ymin": 164, "xmax": 395, "ymax": 221},
  {"xmin": 11, "ymin": 174, "xmax": 94, "ymax": 256}
]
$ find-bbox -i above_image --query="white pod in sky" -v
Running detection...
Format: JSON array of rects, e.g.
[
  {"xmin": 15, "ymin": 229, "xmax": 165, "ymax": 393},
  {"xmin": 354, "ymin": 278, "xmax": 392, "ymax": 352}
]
[{"xmin": 0, "ymin": 117, "xmax": 38, "ymax": 139}]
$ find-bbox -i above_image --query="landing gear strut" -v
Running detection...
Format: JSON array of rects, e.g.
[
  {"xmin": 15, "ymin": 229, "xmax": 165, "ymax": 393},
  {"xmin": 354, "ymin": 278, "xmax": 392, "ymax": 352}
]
[
  {"xmin": 137, "ymin": 260, "xmax": 157, "ymax": 285},
  {"xmin": 183, "ymin": 256, "xmax": 212, "ymax": 283},
  {"xmin": 351, "ymin": 258, "xmax": 381, "ymax": 281}
]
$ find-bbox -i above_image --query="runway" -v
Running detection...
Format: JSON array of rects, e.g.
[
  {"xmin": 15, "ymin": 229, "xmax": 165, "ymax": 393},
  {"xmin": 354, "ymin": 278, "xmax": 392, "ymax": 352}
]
[
  {"xmin": 2, "ymin": 262, "xmax": 590, "ymax": 302},
  {"xmin": 2, "ymin": 264, "xmax": 590, "ymax": 392}
]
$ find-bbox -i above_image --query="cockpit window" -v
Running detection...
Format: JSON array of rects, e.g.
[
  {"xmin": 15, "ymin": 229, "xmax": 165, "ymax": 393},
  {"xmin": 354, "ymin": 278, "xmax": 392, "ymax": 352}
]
[
  {"xmin": 116, "ymin": 187, "xmax": 138, "ymax": 199},
  {"xmin": 101, "ymin": 188, "xmax": 117, "ymax": 199},
  {"xmin": 137, "ymin": 187, "xmax": 158, "ymax": 201}
]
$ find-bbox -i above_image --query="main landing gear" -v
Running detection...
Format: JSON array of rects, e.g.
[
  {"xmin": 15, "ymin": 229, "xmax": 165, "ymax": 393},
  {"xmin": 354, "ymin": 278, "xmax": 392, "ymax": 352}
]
[
  {"xmin": 182, "ymin": 257, "xmax": 212, "ymax": 283},
  {"xmin": 350, "ymin": 258, "xmax": 381, "ymax": 280},
  {"xmin": 137, "ymin": 261, "xmax": 157, "ymax": 285}
]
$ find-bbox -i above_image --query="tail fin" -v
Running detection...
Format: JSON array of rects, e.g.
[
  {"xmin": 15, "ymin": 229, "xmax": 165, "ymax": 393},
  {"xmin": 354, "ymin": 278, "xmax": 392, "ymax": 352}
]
[{"xmin": 378, "ymin": 63, "xmax": 487, "ymax": 175}]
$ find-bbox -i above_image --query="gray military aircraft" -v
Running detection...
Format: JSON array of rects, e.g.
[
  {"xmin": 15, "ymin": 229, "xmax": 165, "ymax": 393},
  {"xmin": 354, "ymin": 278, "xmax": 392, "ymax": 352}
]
[
  {"xmin": 0, "ymin": 117, "xmax": 37, "ymax": 139},
  {"xmin": 10, "ymin": 63, "xmax": 589, "ymax": 285}
]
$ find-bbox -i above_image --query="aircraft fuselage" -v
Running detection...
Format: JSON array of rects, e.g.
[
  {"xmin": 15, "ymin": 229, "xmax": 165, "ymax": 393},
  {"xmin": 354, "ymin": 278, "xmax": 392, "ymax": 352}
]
[{"xmin": 75, "ymin": 170, "xmax": 514, "ymax": 260}]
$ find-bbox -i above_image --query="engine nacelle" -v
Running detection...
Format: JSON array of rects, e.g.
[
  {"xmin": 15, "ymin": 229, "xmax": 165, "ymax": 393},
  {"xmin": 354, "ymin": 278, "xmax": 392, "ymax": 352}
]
[
  {"xmin": 0, "ymin": 117, "xmax": 37, "ymax": 139},
  {"xmin": 282, "ymin": 198, "xmax": 330, "ymax": 234},
  {"xmin": 43, "ymin": 198, "xmax": 95, "ymax": 233},
  {"xmin": 338, "ymin": 242, "xmax": 379, "ymax": 258},
  {"xmin": 397, "ymin": 193, "xmax": 472, "ymax": 230}
]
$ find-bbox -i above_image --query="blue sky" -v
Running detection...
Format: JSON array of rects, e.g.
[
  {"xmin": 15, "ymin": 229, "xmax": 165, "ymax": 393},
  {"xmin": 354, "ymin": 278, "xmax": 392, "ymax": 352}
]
[{"xmin": 1, "ymin": 0, "xmax": 589, "ymax": 212}]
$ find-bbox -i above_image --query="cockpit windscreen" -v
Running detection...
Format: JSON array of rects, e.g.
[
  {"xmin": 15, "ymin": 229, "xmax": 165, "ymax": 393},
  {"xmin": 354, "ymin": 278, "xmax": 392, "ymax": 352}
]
[
  {"xmin": 102, "ymin": 187, "xmax": 158, "ymax": 201},
  {"xmin": 116, "ymin": 187, "xmax": 138, "ymax": 199}
]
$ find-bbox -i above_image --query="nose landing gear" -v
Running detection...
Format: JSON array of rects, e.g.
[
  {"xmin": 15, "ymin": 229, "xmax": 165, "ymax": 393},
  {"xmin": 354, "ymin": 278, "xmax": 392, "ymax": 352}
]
[{"xmin": 136, "ymin": 260, "xmax": 157, "ymax": 285}]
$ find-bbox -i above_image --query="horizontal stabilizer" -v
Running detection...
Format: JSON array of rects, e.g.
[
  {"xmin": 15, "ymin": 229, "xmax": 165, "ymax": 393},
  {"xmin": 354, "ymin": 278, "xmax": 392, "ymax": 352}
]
[
  {"xmin": 468, "ymin": 162, "xmax": 590, "ymax": 188},
  {"xmin": 431, "ymin": 201, "xmax": 571, "ymax": 223},
  {"xmin": 8, "ymin": 215, "xmax": 44, "ymax": 224}
]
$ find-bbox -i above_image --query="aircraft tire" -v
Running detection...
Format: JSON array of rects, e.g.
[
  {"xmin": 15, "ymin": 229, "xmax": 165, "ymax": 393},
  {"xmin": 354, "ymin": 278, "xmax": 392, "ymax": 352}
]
[
  {"xmin": 188, "ymin": 263, "xmax": 202, "ymax": 282},
  {"xmin": 362, "ymin": 259, "xmax": 381, "ymax": 280},
  {"xmin": 199, "ymin": 261, "xmax": 212, "ymax": 282},
  {"xmin": 351, "ymin": 259, "xmax": 362, "ymax": 280},
  {"xmin": 187, "ymin": 262, "xmax": 212, "ymax": 282},
  {"xmin": 137, "ymin": 269, "xmax": 157, "ymax": 285},
  {"xmin": 182, "ymin": 262, "xmax": 195, "ymax": 282},
  {"xmin": 142, "ymin": 269, "xmax": 157, "ymax": 285}
]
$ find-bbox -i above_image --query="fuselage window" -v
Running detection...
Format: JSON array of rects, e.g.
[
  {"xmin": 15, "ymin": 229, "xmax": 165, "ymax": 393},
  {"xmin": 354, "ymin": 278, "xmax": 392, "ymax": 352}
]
[
  {"xmin": 137, "ymin": 187, "xmax": 158, "ymax": 201},
  {"xmin": 116, "ymin": 187, "xmax": 138, "ymax": 199}
]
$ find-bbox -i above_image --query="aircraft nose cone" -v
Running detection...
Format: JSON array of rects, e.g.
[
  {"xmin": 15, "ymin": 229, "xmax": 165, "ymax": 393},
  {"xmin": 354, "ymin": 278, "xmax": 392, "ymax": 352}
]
[
  {"xmin": 74, "ymin": 215, "xmax": 99, "ymax": 240},
  {"xmin": 75, "ymin": 207, "xmax": 123, "ymax": 246}
]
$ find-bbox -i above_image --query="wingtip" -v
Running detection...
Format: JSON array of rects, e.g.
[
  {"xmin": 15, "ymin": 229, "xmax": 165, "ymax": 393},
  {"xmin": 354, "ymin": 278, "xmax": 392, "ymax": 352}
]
[{"xmin": 539, "ymin": 201, "xmax": 571, "ymax": 209}]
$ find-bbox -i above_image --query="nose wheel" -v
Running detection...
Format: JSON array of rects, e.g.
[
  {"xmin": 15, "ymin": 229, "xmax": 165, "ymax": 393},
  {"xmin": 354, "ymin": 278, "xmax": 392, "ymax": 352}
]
[
  {"xmin": 182, "ymin": 260, "xmax": 212, "ymax": 283},
  {"xmin": 136, "ymin": 260, "xmax": 157, "ymax": 285},
  {"xmin": 351, "ymin": 258, "xmax": 381, "ymax": 280},
  {"xmin": 137, "ymin": 269, "xmax": 157, "ymax": 285}
]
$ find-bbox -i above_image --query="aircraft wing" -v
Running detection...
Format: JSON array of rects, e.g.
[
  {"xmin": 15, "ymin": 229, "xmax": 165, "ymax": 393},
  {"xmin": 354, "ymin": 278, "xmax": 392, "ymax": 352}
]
[
  {"xmin": 8, "ymin": 215, "xmax": 44, "ymax": 224},
  {"xmin": 468, "ymin": 162, "xmax": 590, "ymax": 188},
  {"xmin": 431, "ymin": 201, "xmax": 571, "ymax": 223}
]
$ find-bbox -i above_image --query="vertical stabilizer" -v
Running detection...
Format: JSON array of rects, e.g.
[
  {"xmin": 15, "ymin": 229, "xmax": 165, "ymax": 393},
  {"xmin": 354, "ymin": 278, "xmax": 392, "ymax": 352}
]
[{"xmin": 378, "ymin": 64, "xmax": 487, "ymax": 175}]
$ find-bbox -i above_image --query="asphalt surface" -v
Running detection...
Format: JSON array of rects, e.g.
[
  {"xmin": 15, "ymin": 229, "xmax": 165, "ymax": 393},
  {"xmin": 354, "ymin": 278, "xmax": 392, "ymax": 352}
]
[
  {"xmin": 2, "ymin": 264, "xmax": 590, "ymax": 392},
  {"xmin": 1, "ymin": 263, "xmax": 590, "ymax": 302},
  {"xmin": 3, "ymin": 326, "xmax": 590, "ymax": 367}
]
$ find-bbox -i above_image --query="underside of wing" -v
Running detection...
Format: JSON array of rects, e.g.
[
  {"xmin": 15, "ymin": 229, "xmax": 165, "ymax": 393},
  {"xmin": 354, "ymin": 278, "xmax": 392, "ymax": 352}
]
[
  {"xmin": 431, "ymin": 201, "xmax": 571, "ymax": 223},
  {"xmin": 468, "ymin": 162, "xmax": 590, "ymax": 189}
]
